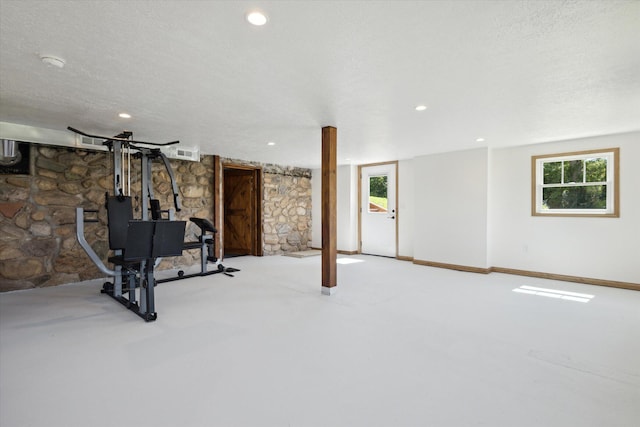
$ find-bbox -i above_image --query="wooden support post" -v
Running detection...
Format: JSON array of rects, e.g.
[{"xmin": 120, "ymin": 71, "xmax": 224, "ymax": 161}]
[{"xmin": 321, "ymin": 126, "xmax": 337, "ymax": 295}]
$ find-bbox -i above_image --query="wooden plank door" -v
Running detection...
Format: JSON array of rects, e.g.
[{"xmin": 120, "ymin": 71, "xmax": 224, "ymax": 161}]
[{"xmin": 223, "ymin": 169, "xmax": 255, "ymax": 256}]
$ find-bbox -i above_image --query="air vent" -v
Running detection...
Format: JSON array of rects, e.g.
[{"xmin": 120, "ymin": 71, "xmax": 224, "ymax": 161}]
[
  {"xmin": 81, "ymin": 136, "xmax": 102, "ymax": 147},
  {"xmin": 77, "ymin": 135, "xmax": 107, "ymax": 150},
  {"xmin": 164, "ymin": 145, "xmax": 199, "ymax": 161}
]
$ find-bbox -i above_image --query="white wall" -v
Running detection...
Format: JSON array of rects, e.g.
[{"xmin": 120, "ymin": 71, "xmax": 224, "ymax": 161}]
[
  {"xmin": 490, "ymin": 132, "xmax": 640, "ymax": 283},
  {"xmin": 313, "ymin": 160, "xmax": 414, "ymax": 257},
  {"xmin": 337, "ymin": 165, "xmax": 358, "ymax": 252},
  {"xmin": 311, "ymin": 165, "xmax": 358, "ymax": 252},
  {"xmin": 398, "ymin": 159, "xmax": 414, "ymax": 258},
  {"xmin": 311, "ymin": 132, "xmax": 638, "ymax": 284},
  {"xmin": 413, "ymin": 148, "xmax": 489, "ymax": 269}
]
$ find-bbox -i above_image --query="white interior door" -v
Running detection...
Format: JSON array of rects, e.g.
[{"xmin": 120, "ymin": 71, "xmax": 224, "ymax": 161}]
[{"xmin": 360, "ymin": 163, "xmax": 397, "ymax": 257}]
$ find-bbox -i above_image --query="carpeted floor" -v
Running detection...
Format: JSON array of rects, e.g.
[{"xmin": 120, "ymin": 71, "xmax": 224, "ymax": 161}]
[{"xmin": 1, "ymin": 254, "xmax": 639, "ymax": 427}]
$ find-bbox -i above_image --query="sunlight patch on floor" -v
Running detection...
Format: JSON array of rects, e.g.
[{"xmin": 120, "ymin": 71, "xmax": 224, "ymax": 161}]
[
  {"xmin": 513, "ymin": 285, "xmax": 594, "ymax": 303},
  {"xmin": 337, "ymin": 258, "xmax": 365, "ymax": 265}
]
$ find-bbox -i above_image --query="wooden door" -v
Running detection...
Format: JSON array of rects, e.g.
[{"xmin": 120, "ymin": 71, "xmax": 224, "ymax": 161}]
[{"xmin": 223, "ymin": 169, "xmax": 255, "ymax": 255}]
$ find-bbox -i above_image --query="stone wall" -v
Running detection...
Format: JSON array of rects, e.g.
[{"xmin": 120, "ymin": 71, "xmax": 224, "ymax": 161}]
[
  {"xmin": 0, "ymin": 144, "xmax": 214, "ymax": 292},
  {"xmin": 0, "ymin": 145, "xmax": 313, "ymax": 291},
  {"xmin": 222, "ymin": 159, "xmax": 312, "ymax": 255}
]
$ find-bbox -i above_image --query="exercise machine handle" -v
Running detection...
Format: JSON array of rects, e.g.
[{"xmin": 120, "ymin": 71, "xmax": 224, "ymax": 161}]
[
  {"xmin": 76, "ymin": 207, "xmax": 117, "ymax": 277},
  {"xmin": 173, "ymin": 194, "xmax": 181, "ymax": 212},
  {"xmin": 158, "ymin": 150, "xmax": 182, "ymax": 212}
]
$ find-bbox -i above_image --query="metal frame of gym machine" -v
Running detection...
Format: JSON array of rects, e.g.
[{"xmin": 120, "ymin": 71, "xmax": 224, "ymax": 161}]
[{"xmin": 73, "ymin": 127, "xmax": 234, "ymax": 321}]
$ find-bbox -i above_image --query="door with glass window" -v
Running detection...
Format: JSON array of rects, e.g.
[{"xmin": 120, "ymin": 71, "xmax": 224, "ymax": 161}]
[{"xmin": 360, "ymin": 162, "xmax": 397, "ymax": 257}]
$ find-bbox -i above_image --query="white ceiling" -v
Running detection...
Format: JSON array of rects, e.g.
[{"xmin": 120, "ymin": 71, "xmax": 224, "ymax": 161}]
[{"xmin": 1, "ymin": 0, "xmax": 638, "ymax": 169}]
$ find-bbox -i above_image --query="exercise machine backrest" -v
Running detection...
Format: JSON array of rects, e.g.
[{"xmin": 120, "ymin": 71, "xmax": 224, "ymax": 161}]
[{"xmin": 107, "ymin": 196, "xmax": 133, "ymax": 250}]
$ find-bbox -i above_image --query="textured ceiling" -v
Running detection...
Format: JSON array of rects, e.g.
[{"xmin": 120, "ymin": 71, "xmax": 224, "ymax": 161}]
[{"xmin": 1, "ymin": 0, "xmax": 638, "ymax": 168}]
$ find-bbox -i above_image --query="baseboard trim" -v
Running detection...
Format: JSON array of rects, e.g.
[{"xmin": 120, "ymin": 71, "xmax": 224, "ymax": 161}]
[
  {"xmin": 411, "ymin": 259, "xmax": 639, "ymax": 291},
  {"xmin": 490, "ymin": 267, "xmax": 640, "ymax": 291},
  {"xmin": 396, "ymin": 256, "xmax": 414, "ymax": 262},
  {"xmin": 413, "ymin": 259, "xmax": 491, "ymax": 274},
  {"xmin": 337, "ymin": 250, "xmax": 359, "ymax": 255}
]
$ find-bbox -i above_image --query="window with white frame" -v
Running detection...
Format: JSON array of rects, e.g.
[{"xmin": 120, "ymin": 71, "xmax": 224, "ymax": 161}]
[{"xmin": 532, "ymin": 148, "xmax": 619, "ymax": 217}]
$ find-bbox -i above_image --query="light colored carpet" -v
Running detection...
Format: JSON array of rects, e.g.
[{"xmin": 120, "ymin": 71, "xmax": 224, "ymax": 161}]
[{"xmin": 1, "ymin": 254, "xmax": 639, "ymax": 427}]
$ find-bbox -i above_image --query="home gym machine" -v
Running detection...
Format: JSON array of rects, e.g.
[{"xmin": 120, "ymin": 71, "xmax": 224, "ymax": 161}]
[{"xmin": 72, "ymin": 127, "xmax": 237, "ymax": 321}]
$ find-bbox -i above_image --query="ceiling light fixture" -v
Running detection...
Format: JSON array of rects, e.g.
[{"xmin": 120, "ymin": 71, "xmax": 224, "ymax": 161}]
[
  {"xmin": 267, "ymin": 141, "xmax": 276, "ymax": 146},
  {"xmin": 476, "ymin": 137, "xmax": 485, "ymax": 142},
  {"xmin": 118, "ymin": 113, "xmax": 132, "ymax": 119},
  {"xmin": 415, "ymin": 105, "xmax": 427, "ymax": 111},
  {"xmin": 247, "ymin": 11, "xmax": 267, "ymax": 26},
  {"xmin": 40, "ymin": 55, "xmax": 65, "ymax": 68}
]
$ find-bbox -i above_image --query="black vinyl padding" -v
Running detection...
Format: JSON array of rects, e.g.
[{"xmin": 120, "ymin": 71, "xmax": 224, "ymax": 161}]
[
  {"xmin": 109, "ymin": 220, "xmax": 186, "ymax": 265},
  {"xmin": 107, "ymin": 196, "xmax": 133, "ymax": 250},
  {"xmin": 189, "ymin": 217, "xmax": 217, "ymax": 233},
  {"xmin": 122, "ymin": 221, "xmax": 156, "ymax": 261},
  {"xmin": 109, "ymin": 221, "xmax": 155, "ymax": 264},
  {"xmin": 152, "ymin": 221, "xmax": 186, "ymax": 258},
  {"xmin": 150, "ymin": 199, "xmax": 161, "ymax": 220}
]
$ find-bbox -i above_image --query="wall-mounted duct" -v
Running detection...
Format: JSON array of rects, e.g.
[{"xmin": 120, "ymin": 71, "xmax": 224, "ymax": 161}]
[
  {"xmin": 167, "ymin": 145, "xmax": 200, "ymax": 162},
  {"xmin": 0, "ymin": 122, "xmax": 200, "ymax": 161}
]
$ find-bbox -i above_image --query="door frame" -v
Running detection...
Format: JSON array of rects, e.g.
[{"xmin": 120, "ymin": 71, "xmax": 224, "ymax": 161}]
[
  {"xmin": 215, "ymin": 160, "xmax": 263, "ymax": 259},
  {"xmin": 358, "ymin": 160, "xmax": 399, "ymax": 257}
]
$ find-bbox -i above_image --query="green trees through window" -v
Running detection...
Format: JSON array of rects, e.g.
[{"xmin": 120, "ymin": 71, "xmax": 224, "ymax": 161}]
[
  {"xmin": 368, "ymin": 175, "xmax": 388, "ymax": 212},
  {"xmin": 542, "ymin": 157, "xmax": 607, "ymax": 209},
  {"xmin": 532, "ymin": 148, "xmax": 619, "ymax": 217}
]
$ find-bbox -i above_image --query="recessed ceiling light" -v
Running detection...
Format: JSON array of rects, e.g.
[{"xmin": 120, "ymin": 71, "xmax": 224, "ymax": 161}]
[
  {"xmin": 415, "ymin": 105, "xmax": 427, "ymax": 111},
  {"xmin": 267, "ymin": 141, "xmax": 276, "ymax": 146},
  {"xmin": 118, "ymin": 113, "xmax": 131, "ymax": 119},
  {"xmin": 247, "ymin": 11, "xmax": 267, "ymax": 26},
  {"xmin": 40, "ymin": 55, "xmax": 65, "ymax": 68},
  {"xmin": 476, "ymin": 137, "xmax": 485, "ymax": 142}
]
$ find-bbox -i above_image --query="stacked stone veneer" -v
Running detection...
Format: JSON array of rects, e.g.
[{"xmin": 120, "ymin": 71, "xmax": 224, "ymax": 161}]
[{"xmin": 0, "ymin": 145, "xmax": 312, "ymax": 292}]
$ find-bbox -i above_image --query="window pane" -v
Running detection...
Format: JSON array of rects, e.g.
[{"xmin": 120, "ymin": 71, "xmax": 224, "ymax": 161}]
[
  {"xmin": 543, "ymin": 185, "xmax": 607, "ymax": 209},
  {"xmin": 543, "ymin": 161, "xmax": 562, "ymax": 184},
  {"xmin": 533, "ymin": 148, "xmax": 617, "ymax": 216},
  {"xmin": 585, "ymin": 158, "xmax": 607, "ymax": 182},
  {"xmin": 368, "ymin": 175, "xmax": 387, "ymax": 213},
  {"xmin": 563, "ymin": 160, "xmax": 584, "ymax": 183}
]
